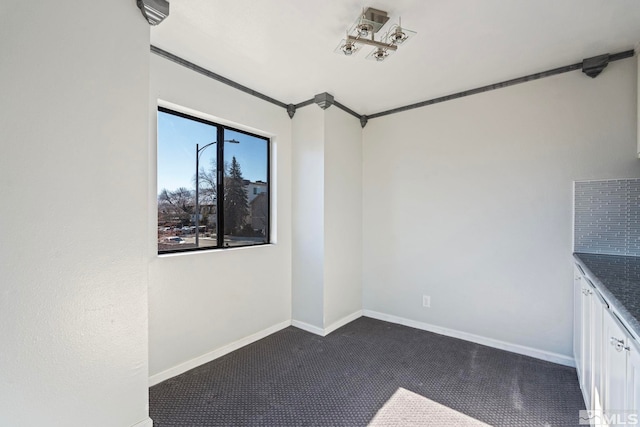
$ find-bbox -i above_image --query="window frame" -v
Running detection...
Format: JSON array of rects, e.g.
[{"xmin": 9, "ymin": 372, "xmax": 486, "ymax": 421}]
[{"xmin": 157, "ymin": 106, "xmax": 271, "ymax": 255}]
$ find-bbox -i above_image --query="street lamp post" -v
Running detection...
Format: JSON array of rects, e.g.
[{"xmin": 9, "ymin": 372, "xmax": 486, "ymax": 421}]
[{"xmin": 195, "ymin": 139, "xmax": 239, "ymax": 248}]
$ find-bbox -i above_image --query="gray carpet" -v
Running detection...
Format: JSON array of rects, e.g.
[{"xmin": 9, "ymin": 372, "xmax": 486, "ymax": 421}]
[{"xmin": 150, "ymin": 317, "xmax": 584, "ymax": 426}]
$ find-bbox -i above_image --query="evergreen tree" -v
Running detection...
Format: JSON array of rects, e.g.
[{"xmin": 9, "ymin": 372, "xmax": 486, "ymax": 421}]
[{"xmin": 223, "ymin": 156, "xmax": 249, "ymax": 234}]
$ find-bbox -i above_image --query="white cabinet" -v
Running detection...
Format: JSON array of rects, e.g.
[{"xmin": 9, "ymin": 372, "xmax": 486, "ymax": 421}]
[
  {"xmin": 590, "ymin": 279, "xmax": 606, "ymax": 413},
  {"xmin": 602, "ymin": 309, "xmax": 628, "ymax": 420},
  {"xmin": 574, "ymin": 266, "xmax": 584, "ymax": 384},
  {"xmin": 601, "ymin": 308, "xmax": 640, "ymax": 425},
  {"xmin": 574, "ymin": 264, "xmax": 605, "ymax": 412},
  {"xmin": 575, "ymin": 261, "xmax": 640, "ymax": 425},
  {"xmin": 627, "ymin": 338, "xmax": 640, "ymax": 416}
]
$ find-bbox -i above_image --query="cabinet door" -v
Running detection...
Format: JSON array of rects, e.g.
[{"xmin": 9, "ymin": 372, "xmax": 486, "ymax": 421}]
[
  {"xmin": 591, "ymin": 287, "xmax": 606, "ymax": 414},
  {"xmin": 626, "ymin": 336, "xmax": 640, "ymax": 418},
  {"xmin": 582, "ymin": 280, "xmax": 594, "ymax": 408},
  {"xmin": 574, "ymin": 266, "xmax": 584, "ymax": 378},
  {"xmin": 603, "ymin": 309, "xmax": 628, "ymax": 418}
]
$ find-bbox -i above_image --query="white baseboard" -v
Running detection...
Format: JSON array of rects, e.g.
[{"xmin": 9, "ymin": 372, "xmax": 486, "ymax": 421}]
[
  {"xmin": 292, "ymin": 310, "xmax": 363, "ymax": 337},
  {"xmin": 148, "ymin": 320, "xmax": 291, "ymax": 386},
  {"xmin": 291, "ymin": 319, "xmax": 325, "ymax": 336},
  {"xmin": 131, "ymin": 417, "xmax": 153, "ymax": 427},
  {"xmin": 362, "ymin": 309, "xmax": 575, "ymax": 367},
  {"xmin": 324, "ymin": 310, "xmax": 363, "ymax": 335}
]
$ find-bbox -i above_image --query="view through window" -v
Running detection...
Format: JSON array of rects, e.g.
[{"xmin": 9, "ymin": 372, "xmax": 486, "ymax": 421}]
[{"xmin": 157, "ymin": 107, "xmax": 270, "ymax": 253}]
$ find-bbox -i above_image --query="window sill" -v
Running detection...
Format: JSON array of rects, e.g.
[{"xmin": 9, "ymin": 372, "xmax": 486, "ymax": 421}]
[{"xmin": 157, "ymin": 242, "xmax": 273, "ymax": 257}]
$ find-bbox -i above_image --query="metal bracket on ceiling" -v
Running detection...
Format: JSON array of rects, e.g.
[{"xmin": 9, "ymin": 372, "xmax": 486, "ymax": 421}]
[
  {"xmin": 582, "ymin": 54, "xmax": 609, "ymax": 78},
  {"xmin": 360, "ymin": 115, "xmax": 368, "ymax": 128},
  {"xmin": 361, "ymin": 8, "xmax": 390, "ymax": 33},
  {"xmin": 137, "ymin": 0, "xmax": 170, "ymax": 26},
  {"xmin": 314, "ymin": 93, "xmax": 335, "ymax": 110},
  {"xmin": 287, "ymin": 104, "xmax": 296, "ymax": 119}
]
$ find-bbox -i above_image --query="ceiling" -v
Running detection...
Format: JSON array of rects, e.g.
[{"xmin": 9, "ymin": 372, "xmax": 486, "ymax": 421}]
[{"xmin": 151, "ymin": 1, "xmax": 640, "ymax": 115}]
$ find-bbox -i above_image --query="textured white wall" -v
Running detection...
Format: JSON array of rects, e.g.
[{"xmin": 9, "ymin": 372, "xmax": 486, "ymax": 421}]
[
  {"xmin": 291, "ymin": 106, "xmax": 325, "ymax": 328},
  {"xmin": 148, "ymin": 54, "xmax": 293, "ymax": 377},
  {"xmin": 363, "ymin": 58, "xmax": 640, "ymax": 359},
  {"xmin": 0, "ymin": 2, "xmax": 151, "ymax": 426},
  {"xmin": 324, "ymin": 107, "xmax": 363, "ymax": 327}
]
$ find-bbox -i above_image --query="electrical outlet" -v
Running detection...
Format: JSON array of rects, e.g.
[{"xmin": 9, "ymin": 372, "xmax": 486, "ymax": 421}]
[{"xmin": 422, "ymin": 295, "xmax": 431, "ymax": 308}]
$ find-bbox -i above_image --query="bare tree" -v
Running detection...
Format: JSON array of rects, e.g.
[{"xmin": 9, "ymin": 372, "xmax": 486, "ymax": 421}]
[
  {"xmin": 158, "ymin": 187, "xmax": 194, "ymax": 226},
  {"xmin": 197, "ymin": 158, "xmax": 216, "ymax": 205}
]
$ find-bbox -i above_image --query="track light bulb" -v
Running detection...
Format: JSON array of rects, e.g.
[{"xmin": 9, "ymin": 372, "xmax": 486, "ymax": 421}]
[
  {"xmin": 342, "ymin": 42, "xmax": 357, "ymax": 55},
  {"xmin": 390, "ymin": 28, "xmax": 407, "ymax": 44},
  {"xmin": 373, "ymin": 48, "xmax": 388, "ymax": 61},
  {"xmin": 356, "ymin": 23, "xmax": 371, "ymax": 38}
]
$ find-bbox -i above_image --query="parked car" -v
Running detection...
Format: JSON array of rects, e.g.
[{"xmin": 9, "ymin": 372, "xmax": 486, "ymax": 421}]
[{"xmin": 164, "ymin": 236, "xmax": 186, "ymax": 244}]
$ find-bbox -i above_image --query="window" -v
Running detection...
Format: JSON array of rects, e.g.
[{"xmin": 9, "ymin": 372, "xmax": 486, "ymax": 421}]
[{"xmin": 157, "ymin": 107, "xmax": 270, "ymax": 254}]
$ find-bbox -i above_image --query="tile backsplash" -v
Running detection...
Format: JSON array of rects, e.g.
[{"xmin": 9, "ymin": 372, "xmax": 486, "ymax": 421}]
[{"xmin": 574, "ymin": 179, "xmax": 640, "ymax": 256}]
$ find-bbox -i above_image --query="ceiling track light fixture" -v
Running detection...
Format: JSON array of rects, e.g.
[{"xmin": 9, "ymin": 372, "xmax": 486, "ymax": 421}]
[{"xmin": 334, "ymin": 7, "xmax": 415, "ymax": 62}]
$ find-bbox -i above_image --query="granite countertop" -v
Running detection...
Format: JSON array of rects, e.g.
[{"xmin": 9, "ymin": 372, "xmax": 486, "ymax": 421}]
[{"xmin": 573, "ymin": 252, "xmax": 640, "ymax": 339}]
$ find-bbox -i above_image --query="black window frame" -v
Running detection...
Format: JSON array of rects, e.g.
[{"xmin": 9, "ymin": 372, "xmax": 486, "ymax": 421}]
[{"xmin": 157, "ymin": 106, "xmax": 271, "ymax": 255}]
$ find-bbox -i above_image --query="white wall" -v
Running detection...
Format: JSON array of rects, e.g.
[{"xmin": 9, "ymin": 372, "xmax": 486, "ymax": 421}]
[
  {"xmin": 148, "ymin": 54, "xmax": 293, "ymax": 379},
  {"xmin": 291, "ymin": 106, "xmax": 325, "ymax": 328},
  {"xmin": 291, "ymin": 105, "xmax": 363, "ymax": 331},
  {"xmin": 0, "ymin": 2, "xmax": 151, "ymax": 426},
  {"xmin": 363, "ymin": 58, "xmax": 640, "ymax": 359},
  {"xmin": 324, "ymin": 107, "xmax": 363, "ymax": 327}
]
